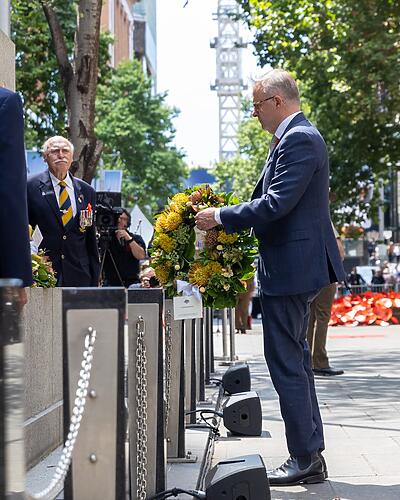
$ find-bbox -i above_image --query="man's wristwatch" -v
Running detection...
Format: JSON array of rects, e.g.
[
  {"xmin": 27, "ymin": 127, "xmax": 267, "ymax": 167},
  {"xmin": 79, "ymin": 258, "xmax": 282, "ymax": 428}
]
[{"xmin": 127, "ymin": 236, "xmax": 135, "ymax": 244}]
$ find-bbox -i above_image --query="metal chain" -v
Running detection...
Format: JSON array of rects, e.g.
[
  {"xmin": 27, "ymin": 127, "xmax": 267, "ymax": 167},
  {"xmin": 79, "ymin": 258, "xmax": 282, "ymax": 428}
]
[
  {"xmin": 164, "ymin": 309, "xmax": 173, "ymax": 431},
  {"xmin": 136, "ymin": 316, "xmax": 148, "ymax": 500},
  {"xmin": 28, "ymin": 326, "xmax": 97, "ymax": 500}
]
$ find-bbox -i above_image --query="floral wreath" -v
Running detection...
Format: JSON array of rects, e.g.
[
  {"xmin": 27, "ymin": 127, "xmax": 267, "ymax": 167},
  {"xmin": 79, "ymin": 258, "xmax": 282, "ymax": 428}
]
[{"xmin": 150, "ymin": 185, "xmax": 257, "ymax": 309}]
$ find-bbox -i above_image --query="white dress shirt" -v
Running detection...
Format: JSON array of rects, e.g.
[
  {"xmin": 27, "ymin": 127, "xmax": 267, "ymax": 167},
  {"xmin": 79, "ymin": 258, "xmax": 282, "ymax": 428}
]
[
  {"xmin": 49, "ymin": 171, "xmax": 77, "ymax": 217},
  {"xmin": 214, "ymin": 111, "xmax": 302, "ymax": 225}
]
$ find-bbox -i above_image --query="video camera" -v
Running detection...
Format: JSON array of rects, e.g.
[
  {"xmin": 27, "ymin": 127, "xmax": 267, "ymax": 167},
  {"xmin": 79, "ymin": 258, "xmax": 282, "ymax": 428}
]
[
  {"xmin": 95, "ymin": 191, "xmax": 123, "ymax": 239},
  {"xmin": 95, "ymin": 205, "xmax": 123, "ymax": 235}
]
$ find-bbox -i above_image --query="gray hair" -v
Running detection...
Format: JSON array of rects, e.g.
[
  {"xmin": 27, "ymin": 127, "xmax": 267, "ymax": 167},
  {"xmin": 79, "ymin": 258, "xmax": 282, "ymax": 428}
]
[
  {"xmin": 255, "ymin": 69, "xmax": 300, "ymax": 104},
  {"xmin": 42, "ymin": 136, "xmax": 74, "ymax": 156}
]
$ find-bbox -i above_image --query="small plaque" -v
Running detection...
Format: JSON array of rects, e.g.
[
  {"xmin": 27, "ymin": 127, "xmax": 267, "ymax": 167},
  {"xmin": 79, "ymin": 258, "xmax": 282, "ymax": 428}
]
[{"xmin": 173, "ymin": 295, "xmax": 203, "ymax": 320}]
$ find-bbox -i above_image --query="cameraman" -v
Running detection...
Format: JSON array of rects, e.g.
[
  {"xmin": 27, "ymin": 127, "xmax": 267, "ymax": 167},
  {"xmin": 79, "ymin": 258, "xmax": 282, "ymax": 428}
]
[{"xmin": 103, "ymin": 209, "xmax": 146, "ymax": 287}]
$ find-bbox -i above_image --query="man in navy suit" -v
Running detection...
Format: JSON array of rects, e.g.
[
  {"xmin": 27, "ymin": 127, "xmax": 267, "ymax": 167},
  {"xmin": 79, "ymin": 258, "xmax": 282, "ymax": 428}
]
[
  {"xmin": 0, "ymin": 87, "xmax": 33, "ymax": 300},
  {"xmin": 27, "ymin": 136, "xmax": 100, "ymax": 287},
  {"xmin": 196, "ymin": 69, "xmax": 346, "ymax": 486}
]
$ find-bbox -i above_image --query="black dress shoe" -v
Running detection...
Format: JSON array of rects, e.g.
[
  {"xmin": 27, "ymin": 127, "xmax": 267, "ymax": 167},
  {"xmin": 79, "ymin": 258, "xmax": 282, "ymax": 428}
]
[
  {"xmin": 267, "ymin": 453, "xmax": 328, "ymax": 486},
  {"xmin": 313, "ymin": 367, "xmax": 344, "ymax": 376}
]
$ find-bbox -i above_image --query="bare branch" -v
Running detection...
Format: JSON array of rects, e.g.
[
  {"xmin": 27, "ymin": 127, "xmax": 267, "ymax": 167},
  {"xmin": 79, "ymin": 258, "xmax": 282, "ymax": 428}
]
[{"xmin": 40, "ymin": 0, "xmax": 73, "ymax": 95}]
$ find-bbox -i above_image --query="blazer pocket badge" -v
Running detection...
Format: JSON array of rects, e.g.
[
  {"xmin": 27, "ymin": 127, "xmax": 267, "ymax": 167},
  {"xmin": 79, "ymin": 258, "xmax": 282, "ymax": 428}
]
[{"xmin": 79, "ymin": 203, "xmax": 93, "ymax": 232}]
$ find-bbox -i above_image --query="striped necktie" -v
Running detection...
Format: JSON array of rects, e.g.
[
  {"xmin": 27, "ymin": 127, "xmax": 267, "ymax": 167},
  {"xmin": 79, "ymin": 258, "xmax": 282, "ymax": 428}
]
[{"xmin": 59, "ymin": 180, "xmax": 73, "ymax": 228}]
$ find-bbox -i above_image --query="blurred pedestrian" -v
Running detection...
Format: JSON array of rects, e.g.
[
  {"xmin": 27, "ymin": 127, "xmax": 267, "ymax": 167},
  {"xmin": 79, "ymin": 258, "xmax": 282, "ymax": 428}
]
[
  {"xmin": 235, "ymin": 277, "xmax": 255, "ymax": 333},
  {"xmin": 307, "ymin": 231, "xmax": 344, "ymax": 376}
]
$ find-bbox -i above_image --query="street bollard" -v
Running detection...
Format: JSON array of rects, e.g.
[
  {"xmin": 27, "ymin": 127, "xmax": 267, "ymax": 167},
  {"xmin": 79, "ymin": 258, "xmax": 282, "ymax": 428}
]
[
  {"xmin": 222, "ymin": 308, "xmax": 229, "ymax": 360},
  {"xmin": 204, "ymin": 308, "xmax": 211, "ymax": 385},
  {"xmin": 62, "ymin": 288, "xmax": 126, "ymax": 500},
  {"xmin": 0, "ymin": 279, "xmax": 25, "ymax": 499},
  {"xmin": 228, "ymin": 307, "xmax": 237, "ymax": 363},
  {"xmin": 184, "ymin": 319, "xmax": 197, "ymax": 425},
  {"xmin": 197, "ymin": 317, "xmax": 206, "ymax": 402},
  {"xmin": 127, "ymin": 288, "xmax": 166, "ymax": 499},
  {"xmin": 164, "ymin": 299, "xmax": 185, "ymax": 460}
]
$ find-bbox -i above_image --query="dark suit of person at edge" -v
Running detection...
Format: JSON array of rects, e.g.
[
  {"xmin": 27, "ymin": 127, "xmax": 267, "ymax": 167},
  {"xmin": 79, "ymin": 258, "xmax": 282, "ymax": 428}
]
[
  {"xmin": 195, "ymin": 69, "xmax": 346, "ymax": 487},
  {"xmin": 0, "ymin": 87, "xmax": 33, "ymax": 305},
  {"xmin": 27, "ymin": 136, "xmax": 100, "ymax": 287}
]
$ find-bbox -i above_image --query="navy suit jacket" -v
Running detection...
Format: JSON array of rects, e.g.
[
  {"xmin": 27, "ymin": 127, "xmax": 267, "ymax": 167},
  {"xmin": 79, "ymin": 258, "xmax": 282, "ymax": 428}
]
[
  {"xmin": 27, "ymin": 170, "xmax": 100, "ymax": 286},
  {"xmin": 220, "ymin": 112, "xmax": 346, "ymax": 296},
  {"xmin": 0, "ymin": 88, "xmax": 33, "ymax": 286}
]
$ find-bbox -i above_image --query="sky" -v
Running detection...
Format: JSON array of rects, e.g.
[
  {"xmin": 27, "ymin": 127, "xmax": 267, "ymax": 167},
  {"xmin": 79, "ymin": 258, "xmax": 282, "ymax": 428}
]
[{"xmin": 156, "ymin": 0, "xmax": 261, "ymax": 168}]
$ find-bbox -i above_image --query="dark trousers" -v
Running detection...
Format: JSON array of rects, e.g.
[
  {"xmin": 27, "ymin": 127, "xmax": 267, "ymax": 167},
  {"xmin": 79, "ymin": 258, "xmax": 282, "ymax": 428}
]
[{"xmin": 260, "ymin": 290, "xmax": 324, "ymax": 457}]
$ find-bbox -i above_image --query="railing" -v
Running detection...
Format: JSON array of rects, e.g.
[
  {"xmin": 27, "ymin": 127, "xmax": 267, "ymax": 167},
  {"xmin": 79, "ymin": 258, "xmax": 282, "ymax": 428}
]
[
  {"xmin": 337, "ymin": 283, "xmax": 400, "ymax": 296},
  {"xmin": 0, "ymin": 283, "xmax": 243, "ymax": 499}
]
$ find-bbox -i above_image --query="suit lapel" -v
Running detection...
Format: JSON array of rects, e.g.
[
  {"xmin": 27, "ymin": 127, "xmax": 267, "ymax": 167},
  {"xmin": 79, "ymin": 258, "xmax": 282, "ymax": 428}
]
[
  {"xmin": 71, "ymin": 176, "xmax": 87, "ymax": 232},
  {"xmin": 39, "ymin": 171, "xmax": 63, "ymax": 227},
  {"xmin": 250, "ymin": 112, "xmax": 308, "ymax": 200}
]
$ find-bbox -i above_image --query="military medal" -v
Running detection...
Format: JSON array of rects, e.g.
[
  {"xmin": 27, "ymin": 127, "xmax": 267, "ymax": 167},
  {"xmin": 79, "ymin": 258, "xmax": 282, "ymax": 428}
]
[{"xmin": 79, "ymin": 203, "xmax": 93, "ymax": 232}]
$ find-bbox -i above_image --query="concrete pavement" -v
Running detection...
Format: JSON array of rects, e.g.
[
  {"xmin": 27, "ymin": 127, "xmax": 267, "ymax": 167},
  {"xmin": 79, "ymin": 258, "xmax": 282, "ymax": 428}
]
[{"xmin": 212, "ymin": 322, "xmax": 400, "ymax": 499}]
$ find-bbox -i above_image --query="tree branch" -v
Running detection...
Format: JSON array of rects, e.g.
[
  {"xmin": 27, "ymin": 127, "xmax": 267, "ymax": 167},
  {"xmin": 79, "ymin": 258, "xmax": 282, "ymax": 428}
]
[{"xmin": 40, "ymin": 1, "xmax": 73, "ymax": 97}]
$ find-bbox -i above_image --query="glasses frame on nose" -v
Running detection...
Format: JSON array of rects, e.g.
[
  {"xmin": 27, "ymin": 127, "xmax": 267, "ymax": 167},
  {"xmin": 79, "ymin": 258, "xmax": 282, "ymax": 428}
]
[{"xmin": 253, "ymin": 95, "xmax": 276, "ymax": 110}]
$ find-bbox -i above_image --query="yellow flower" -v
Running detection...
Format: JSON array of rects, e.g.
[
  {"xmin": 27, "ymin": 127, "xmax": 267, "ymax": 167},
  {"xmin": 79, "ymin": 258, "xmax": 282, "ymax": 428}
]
[
  {"xmin": 154, "ymin": 213, "xmax": 168, "ymax": 233},
  {"xmin": 223, "ymin": 284, "xmax": 230, "ymax": 291},
  {"xmin": 217, "ymin": 231, "xmax": 238, "ymax": 245},
  {"xmin": 172, "ymin": 193, "xmax": 190, "ymax": 204},
  {"xmin": 157, "ymin": 233, "xmax": 176, "ymax": 253},
  {"xmin": 154, "ymin": 264, "xmax": 171, "ymax": 285},
  {"xmin": 188, "ymin": 263, "xmax": 210, "ymax": 287},
  {"xmin": 170, "ymin": 193, "xmax": 190, "ymax": 213},
  {"xmin": 164, "ymin": 211, "xmax": 183, "ymax": 231},
  {"xmin": 188, "ymin": 261, "xmax": 223, "ymax": 287},
  {"xmin": 199, "ymin": 286, "xmax": 206, "ymax": 293}
]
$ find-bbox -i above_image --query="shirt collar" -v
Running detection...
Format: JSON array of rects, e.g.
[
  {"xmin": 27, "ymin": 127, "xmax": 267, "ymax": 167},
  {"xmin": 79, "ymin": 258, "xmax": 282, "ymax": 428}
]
[
  {"xmin": 49, "ymin": 170, "xmax": 74, "ymax": 190},
  {"xmin": 275, "ymin": 111, "xmax": 302, "ymax": 139}
]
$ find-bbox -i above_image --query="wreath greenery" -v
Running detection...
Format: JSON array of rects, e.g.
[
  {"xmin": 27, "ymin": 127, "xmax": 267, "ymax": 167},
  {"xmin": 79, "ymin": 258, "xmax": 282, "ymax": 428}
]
[{"xmin": 150, "ymin": 185, "xmax": 257, "ymax": 309}]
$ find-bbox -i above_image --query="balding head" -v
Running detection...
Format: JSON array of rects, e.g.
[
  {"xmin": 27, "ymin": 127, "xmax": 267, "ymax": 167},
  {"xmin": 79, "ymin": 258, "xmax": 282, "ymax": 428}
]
[
  {"xmin": 255, "ymin": 69, "xmax": 300, "ymax": 105},
  {"xmin": 42, "ymin": 136, "xmax": 74, "ymax": 181},
  {"xmin": 252, "ymin": 69, "xmax": 301, "ymax": 133}
]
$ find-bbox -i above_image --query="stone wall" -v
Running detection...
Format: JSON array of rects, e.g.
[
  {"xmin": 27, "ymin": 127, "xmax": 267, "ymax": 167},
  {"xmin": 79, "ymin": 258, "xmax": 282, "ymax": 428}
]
[
  {"xmin": 0, "ymin": 30, "xmax": 15, "ymax": 90},
  {"xmin": 23, "ymin": 288, "xmax": 63, "ymax": 469}
]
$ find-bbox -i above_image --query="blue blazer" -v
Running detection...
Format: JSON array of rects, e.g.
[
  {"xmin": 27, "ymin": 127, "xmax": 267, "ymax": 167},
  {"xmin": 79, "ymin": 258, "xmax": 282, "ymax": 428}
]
[
  {"xmin": 0, "ymin": 88, "xmax": 33, "ymax": 287},
  {"xmin": 220, "ymin": 112, "xmax": 346, "ymax": 296},
  {"xmin": 27, "ymin": 170, "xmax": 100, "ymax": 286}
]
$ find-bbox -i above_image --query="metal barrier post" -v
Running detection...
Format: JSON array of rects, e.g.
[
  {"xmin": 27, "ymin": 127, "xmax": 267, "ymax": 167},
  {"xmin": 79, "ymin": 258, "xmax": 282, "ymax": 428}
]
[
  {"xmin": 62, "ymin": 288, "xmax": 126, "ymax": 500},
  {"xmin": 127, "ymin": 288, "xmax": 165, "ymax": 499},
  {"xmin": 210, "ymin": 308, "xmax": 215, "ymax": 374},
  {"xmin": 229, "ymin": 307, "xmax": 237, "ymax": 363},
  {"xmin": 204, "ymin": 308, "xmax": 211, "ymax": 385},
  {"xmin": 197, "ymin": 317, "xmax": 206, "ymax": 401},
  {"xmin": 164, "ymin": 299, "xmax": 185, "ymax": 460},
  {"xmin": 0, "ymin": 279, "xmax": 25, "ymax": 499},
  {"xmin": 184, "ymin": 319, "xmax": 197, "ymax": 425}
]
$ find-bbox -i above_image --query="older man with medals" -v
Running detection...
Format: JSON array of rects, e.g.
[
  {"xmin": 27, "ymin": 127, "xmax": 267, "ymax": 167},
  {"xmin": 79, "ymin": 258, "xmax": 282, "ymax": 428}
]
[{"xmin": 27, "ymin": 136, "xmax": 100, "ymax": 286}]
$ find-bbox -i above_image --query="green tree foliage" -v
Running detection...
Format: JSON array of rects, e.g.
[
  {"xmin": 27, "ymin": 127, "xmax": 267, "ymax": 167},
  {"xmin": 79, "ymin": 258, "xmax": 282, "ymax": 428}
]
[
  {"xmin": 237, "ymin": 0, "xmax": 400, "ymax": 224},
  {"xmin": 11, "ymin": 0, "xmax": 112, "ymax": 150},
  {"xmin": 96, "ymin": 60, "xmax": 187, "ymax": 214},
  {"xmin": 215, "ymin": 111, "xmax": 269, "ymax": 201}
]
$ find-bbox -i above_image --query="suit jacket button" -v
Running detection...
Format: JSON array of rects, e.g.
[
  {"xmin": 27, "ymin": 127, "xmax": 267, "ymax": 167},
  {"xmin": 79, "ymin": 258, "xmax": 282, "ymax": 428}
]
[
  {"xmin": 61, "ymin": 254, "xmax": 65, "ymax": 259},
  {"xmin": 63, "ymin": 235, "xmax": 67, "ymax": 240}
]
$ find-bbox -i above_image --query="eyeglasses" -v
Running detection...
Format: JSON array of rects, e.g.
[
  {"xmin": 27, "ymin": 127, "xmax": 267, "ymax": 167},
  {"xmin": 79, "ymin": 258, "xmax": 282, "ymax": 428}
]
[{"xmin": 253, "ymin": 95, "xmax": 276, "ymax": 109}]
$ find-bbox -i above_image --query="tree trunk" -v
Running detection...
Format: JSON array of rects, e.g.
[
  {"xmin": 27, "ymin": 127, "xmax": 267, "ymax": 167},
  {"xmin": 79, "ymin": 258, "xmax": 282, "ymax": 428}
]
[{"xmin": 41, "ymin": 0, "xmax": 103, "ymax": 182}]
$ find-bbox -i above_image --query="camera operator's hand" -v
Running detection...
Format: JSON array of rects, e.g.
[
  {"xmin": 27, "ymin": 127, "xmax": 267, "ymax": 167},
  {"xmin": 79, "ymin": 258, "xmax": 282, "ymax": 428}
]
[{"xmin": 115, "ymin": 229, "xmax": 130, "ymax": 242}]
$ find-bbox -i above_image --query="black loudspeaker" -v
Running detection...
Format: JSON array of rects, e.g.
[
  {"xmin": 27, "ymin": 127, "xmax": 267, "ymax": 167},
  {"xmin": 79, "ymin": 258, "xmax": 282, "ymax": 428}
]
[
  {"xmin": 205, "ymin": 454, "xmax": 270, "ymax": 500},
  {"xmin": 223, "ymin": 391, "xmax": 262, "ymax": 436},
  {"xmin": 222, "ymin": 363, "xmax": 251, "ymax": 395}
]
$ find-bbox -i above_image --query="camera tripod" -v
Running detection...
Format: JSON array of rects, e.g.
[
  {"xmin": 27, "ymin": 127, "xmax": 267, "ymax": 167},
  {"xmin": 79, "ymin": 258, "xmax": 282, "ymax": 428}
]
[{"xmin": 98, "ymin": 233, "xmax": 125, "ymax": 287}]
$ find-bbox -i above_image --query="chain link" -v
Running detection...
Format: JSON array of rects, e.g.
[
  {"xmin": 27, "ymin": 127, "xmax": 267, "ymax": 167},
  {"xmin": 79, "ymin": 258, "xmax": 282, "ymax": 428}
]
[
  {"xmin": 28, "ymin": 326, "xmax": 97, "ymax": 500},
  {"xmin": 164, "ymin": 309, "xmax": 173, "ymax": 432},
  {"xmin": 135, "ymin": 316, "xmax": 148, "ymax": 500}
]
